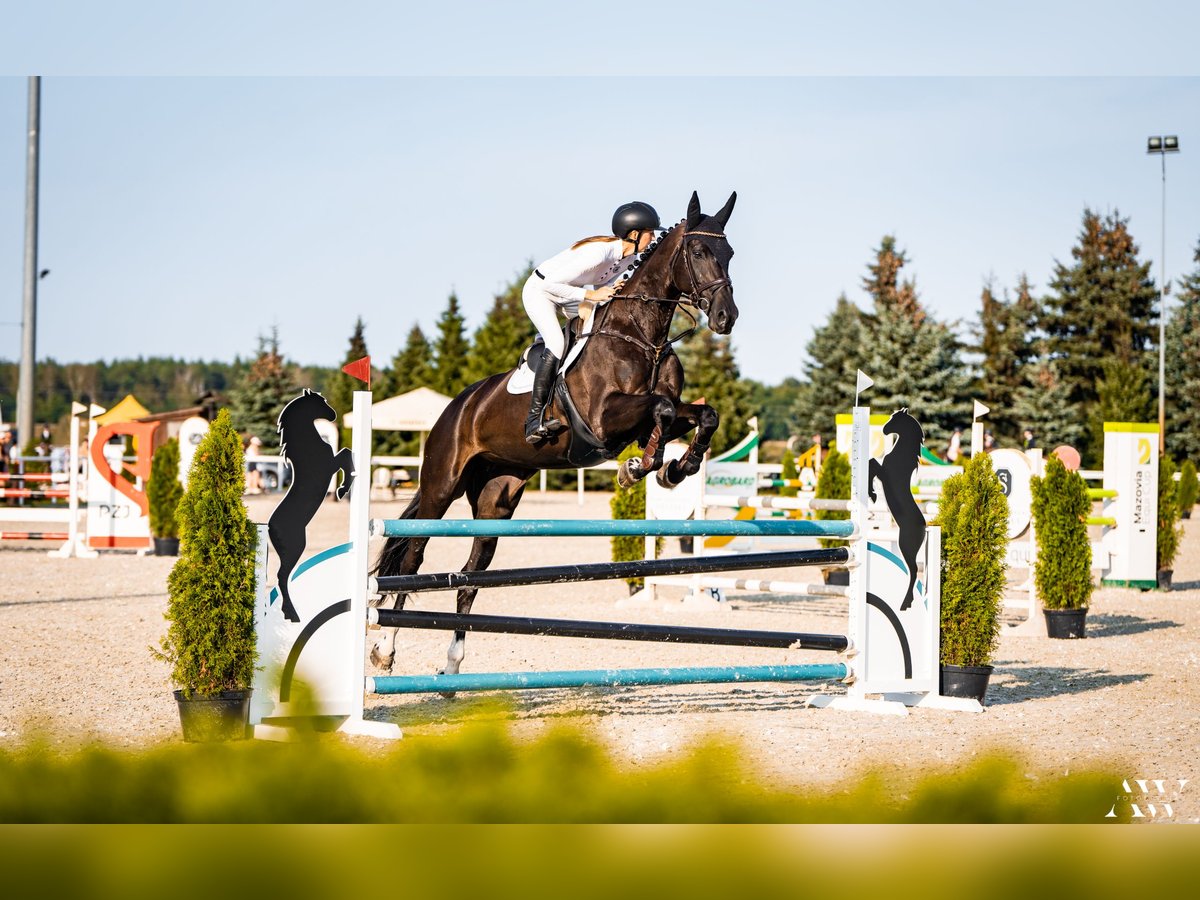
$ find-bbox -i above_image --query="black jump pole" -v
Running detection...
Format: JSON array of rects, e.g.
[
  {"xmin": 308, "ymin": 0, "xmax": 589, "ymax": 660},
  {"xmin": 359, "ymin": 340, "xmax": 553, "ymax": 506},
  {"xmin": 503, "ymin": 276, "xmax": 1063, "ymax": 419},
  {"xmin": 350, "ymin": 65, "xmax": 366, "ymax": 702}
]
[
  {"xmin": 371, "ymin": 608, "xmax": 851, "ymax": 653},
  {"xmin": 373, "ymin": 547, "xmax": 850, "ymax": 595}
]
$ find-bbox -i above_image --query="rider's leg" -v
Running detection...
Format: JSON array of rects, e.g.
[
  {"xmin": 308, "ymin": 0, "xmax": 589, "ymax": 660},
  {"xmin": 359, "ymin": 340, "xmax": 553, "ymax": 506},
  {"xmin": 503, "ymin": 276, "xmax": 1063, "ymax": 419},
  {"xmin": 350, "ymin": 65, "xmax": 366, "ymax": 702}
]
[
  {"xmin": 524, "ymin": 346, "xmax": 561, "ymax": 443},
  {"xmin": 522, "ymin": 280, "xmax": 567, "ymax": 443}
]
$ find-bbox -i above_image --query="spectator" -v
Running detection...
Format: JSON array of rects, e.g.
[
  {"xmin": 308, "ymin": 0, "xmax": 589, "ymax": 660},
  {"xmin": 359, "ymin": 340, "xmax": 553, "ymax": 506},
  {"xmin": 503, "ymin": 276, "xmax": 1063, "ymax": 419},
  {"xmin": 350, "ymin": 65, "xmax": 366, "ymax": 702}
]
[
  {"xmin": 945, "ymin": 427, "xmax": 963, "ymax": 463},
  {"xmin": 1022, "ymin": 428, "xmax": 1037, "ymax": 450},
  {"xmin": 983, "ymin": 431, "xmax": 996, "ymax": 453},
  {"xmin": 245, "ymin": 435, "xmax": 264, "ymax": 494},
  {"xmin": 0, "ymin": 427, "xmax": 11, "ymax": 474}
]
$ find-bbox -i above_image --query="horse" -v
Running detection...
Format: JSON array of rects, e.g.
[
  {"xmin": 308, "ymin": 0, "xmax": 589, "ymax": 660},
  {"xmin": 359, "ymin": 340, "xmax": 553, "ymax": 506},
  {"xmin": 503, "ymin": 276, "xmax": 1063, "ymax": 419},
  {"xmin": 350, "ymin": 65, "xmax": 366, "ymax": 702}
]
[
  {"xmin": 868, "ymin": 409, "xmax": 926, "ymax": 611},
  {"xmin": 371, "ymin": 190, "xmax": 739, "ymax": 677},
  {"xmin": 268, "ymin": 390, "xmax": 355, "ymax": 622}
]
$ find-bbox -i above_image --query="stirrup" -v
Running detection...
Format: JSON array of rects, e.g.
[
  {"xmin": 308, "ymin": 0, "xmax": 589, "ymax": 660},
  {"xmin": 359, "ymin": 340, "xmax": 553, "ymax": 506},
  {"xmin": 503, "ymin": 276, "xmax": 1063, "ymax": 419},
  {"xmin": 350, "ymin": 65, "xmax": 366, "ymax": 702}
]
[{"xmin": 525, "ymin": 415, "xmax": 562, "ymax": 444}]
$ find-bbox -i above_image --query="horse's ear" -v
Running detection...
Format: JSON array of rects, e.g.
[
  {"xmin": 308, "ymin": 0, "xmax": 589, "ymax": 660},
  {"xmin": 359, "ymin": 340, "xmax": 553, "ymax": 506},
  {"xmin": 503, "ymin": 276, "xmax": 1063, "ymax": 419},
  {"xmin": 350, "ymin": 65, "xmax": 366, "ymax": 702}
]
[
  {"xmin": 714, "ymin": 191, "xmax": 737, "ymax": 228},
  {"xmin": 686, "ymin": 191, "xmax": 702, "ymax": 229}
]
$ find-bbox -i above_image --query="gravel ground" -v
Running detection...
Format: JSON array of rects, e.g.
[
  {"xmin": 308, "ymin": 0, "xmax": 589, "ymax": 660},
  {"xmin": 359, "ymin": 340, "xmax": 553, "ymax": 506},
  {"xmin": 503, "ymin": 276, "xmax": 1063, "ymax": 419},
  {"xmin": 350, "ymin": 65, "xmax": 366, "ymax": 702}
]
[{"xmin": 2, "ymin": 490, "xmax": 1197, "ymax": 818}]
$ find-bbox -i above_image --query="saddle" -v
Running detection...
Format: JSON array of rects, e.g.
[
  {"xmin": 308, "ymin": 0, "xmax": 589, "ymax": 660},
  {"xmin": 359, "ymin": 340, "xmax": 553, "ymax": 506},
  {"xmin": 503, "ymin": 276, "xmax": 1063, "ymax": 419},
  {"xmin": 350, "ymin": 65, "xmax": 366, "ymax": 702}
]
[{"xmin": 522, "ymin": 321, "xmax": 614, "ymax": 467}]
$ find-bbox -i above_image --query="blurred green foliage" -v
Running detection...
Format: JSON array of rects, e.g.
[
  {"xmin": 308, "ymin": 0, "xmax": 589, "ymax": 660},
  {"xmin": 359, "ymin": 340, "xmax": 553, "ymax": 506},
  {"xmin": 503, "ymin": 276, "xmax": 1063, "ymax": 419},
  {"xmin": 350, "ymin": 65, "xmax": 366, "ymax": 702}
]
[{"xmin": 0, "ymin": 720, "xmax": 1131, "ymax": 825}]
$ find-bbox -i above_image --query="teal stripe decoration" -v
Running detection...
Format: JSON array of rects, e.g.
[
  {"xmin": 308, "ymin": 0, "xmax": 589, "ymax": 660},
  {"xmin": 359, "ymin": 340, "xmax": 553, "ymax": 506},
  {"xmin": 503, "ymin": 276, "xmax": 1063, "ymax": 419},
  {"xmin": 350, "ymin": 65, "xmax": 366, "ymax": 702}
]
[
  {"xmin": 372, "ymin": 518, "xmax": 856, "ymax": 538},
  {"xmin": 368, "ymin": 663, "xmax": 848, "ymax": 694}
]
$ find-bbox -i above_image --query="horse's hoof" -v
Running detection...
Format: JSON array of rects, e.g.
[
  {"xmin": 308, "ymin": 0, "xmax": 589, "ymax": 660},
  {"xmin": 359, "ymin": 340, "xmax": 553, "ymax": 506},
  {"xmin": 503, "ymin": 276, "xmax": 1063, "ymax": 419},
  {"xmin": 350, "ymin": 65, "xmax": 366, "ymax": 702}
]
[
  {"xmin": 656, "ymin": 464, "xmax": 682, "ymax": 489},
  {"xmin": 436, "ymin": 669, "xmax": 457, "ymax": 701},
  {"xmin": 369, "ymin": 645, "xmax": 395, "ymax": 671},
  {"xmin": 617, "ymin": 459, "xmax": 643, "ymax": 489}
]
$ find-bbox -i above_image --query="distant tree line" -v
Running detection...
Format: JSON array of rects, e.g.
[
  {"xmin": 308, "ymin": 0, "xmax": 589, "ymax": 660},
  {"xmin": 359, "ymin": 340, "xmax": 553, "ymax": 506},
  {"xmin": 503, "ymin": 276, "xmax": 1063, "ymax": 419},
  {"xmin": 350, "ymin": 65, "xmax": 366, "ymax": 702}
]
[{"xmin": 6, "ymin": 206, "xmax": 1200, "ymax": 471}]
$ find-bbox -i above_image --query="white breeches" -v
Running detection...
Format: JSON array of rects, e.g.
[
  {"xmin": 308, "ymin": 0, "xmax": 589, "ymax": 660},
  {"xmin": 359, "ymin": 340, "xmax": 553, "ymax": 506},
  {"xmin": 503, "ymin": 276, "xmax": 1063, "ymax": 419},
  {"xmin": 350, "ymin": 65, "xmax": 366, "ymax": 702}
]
[{"xmin": 522, "ymin": 278, "xmax": 575, "ymax": 360}]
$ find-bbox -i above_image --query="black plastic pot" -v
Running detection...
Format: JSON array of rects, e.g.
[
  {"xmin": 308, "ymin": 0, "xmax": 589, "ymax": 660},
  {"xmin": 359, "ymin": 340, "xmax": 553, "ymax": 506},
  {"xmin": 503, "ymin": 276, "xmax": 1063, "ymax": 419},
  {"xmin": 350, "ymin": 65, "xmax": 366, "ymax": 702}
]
[
  {"xmin": 679, "ymin": 537, "xmax": 694, "ymax": 554},
  {"xmin": 1044, "ymin": 607, "xmax": 1088, "ymax": 639},
  {"xmin": 823, "ymin": 568, "xmax": 850, "ymax": 586},
  {"xmin": 174, "ymin": 689, "xmax": 251, "ymax": 742},
  {"xmin": 1183, "ymin": 509, "xmax": 1192, "ymax": 520},
  {"xmin": 154, "ymin": 537, "xmax": 180, "ymax": 557},
  {"xmin": 1157, "ymin": 569, "xmax": 1173, "ymax": 592},
  {"xmin": 940, "ymin": 664, "xmax": 993, "ymax": 703}
]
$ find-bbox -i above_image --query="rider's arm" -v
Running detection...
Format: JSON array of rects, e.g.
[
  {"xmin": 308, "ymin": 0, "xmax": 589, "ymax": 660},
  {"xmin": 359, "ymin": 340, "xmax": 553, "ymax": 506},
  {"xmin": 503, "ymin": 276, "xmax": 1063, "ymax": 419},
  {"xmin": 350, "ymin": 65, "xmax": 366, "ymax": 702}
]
[{"xmin": 537, "ymin": 240, "xmax": 622, "ymax": 307}]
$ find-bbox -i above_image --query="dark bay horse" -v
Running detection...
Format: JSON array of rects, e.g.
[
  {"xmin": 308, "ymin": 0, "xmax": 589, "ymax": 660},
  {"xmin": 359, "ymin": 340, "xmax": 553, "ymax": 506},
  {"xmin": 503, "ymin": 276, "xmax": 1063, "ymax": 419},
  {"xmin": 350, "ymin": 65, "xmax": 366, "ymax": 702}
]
[{"xmin": 371, "ymin": 191, "xmax": 738, "ymax": 676}]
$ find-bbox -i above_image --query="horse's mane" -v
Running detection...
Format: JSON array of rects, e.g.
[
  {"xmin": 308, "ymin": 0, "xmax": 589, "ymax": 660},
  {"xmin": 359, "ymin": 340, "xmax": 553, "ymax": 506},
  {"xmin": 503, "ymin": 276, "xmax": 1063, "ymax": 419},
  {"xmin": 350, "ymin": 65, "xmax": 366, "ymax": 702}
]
[{"xmin": 610, "ymin": 220, "xmax": 683, "ymax": 298}]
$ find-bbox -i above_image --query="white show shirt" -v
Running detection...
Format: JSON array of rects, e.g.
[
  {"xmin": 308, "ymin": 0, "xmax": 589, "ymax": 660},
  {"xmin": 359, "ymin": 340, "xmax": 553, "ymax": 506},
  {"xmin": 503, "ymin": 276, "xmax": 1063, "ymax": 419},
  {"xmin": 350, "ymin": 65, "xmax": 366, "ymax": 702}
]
[{"xmin": 534, "ymin": 238, "xmax": 635, "ymax": 314}]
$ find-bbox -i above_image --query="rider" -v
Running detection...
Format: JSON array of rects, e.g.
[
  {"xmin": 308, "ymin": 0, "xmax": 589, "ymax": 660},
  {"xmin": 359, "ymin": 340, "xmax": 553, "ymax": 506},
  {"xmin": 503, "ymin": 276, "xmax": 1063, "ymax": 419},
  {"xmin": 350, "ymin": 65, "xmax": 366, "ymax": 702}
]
[{"xmin": 522, "ymin": 200, "xmax": 660, "ymax": 443}]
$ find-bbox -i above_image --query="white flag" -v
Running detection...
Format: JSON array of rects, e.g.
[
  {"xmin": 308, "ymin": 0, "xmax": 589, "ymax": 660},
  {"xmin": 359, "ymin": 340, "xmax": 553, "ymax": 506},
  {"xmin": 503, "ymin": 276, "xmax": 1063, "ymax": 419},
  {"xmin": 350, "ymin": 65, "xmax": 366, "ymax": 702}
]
[
  {"xmin": 71, "ymin": 401, "xmax": 88, "ymax": 416},
  {"xmin": 89, "ymin": 404, "xmax": 107, "ymax": 417},
  {"xmin": 855, "ymin": 370, "xmax": 874, "ymax": 395},
  {"xmin": 973, "ymin": 399, "xmax": 990, "ymax": 420}
]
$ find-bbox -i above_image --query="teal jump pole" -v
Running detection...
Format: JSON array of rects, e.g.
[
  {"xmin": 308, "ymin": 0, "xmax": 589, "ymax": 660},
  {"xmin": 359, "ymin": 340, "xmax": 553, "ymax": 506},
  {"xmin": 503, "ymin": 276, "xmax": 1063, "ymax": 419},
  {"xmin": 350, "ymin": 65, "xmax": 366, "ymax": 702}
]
[
  {"xmin": 367, "ymin": 663, "xmax": 849, "ymax": 695},
  {"xmin": 371, "ymin": 518, "xmax": 857, "ymax": 538}
]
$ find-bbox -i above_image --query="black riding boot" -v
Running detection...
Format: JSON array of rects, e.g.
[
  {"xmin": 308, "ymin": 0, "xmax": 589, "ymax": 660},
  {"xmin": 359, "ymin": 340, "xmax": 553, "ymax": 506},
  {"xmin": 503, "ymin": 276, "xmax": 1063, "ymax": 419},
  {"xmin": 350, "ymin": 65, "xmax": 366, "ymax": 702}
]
[{"xmin": 524, "ymin": 351, "xmax": 561, "ymax": 444}]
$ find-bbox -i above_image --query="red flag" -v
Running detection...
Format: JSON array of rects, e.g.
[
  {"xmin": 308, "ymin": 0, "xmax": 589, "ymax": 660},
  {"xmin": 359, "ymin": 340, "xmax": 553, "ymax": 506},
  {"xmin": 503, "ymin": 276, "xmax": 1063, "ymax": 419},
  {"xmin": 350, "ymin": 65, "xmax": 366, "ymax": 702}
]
[{"xmin": 342, "ymin": 356, "xmax": 371, "ymax": 388}]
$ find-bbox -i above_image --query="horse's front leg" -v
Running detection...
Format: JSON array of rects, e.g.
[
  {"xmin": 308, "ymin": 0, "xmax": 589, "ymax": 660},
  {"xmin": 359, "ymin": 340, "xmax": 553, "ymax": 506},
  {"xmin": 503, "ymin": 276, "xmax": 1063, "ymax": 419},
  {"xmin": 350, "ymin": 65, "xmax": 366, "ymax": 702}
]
[
  {"xmin": 656, "ymin": 402, "xmax": 719, "ymax": 488},
  {"xmin": 606, "ymin": 395, "xmax": 676, "ymax": 488}
]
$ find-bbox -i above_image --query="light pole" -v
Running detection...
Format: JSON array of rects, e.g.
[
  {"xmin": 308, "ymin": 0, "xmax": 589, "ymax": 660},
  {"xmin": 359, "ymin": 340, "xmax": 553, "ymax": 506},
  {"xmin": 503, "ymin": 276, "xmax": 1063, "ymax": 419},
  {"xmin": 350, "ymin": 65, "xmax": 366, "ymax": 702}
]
[
  {"xmin": 1147, "ymin": 135, "xmax": 1179, "ymax": 453},
  {"xmin": 17, "ymin": 76, "xmax": 41, "ymax": 454}
]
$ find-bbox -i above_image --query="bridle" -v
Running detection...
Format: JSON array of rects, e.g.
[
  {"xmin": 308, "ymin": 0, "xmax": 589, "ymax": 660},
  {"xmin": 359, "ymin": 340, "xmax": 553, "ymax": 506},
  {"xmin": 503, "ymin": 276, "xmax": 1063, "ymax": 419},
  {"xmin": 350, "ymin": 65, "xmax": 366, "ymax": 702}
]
[{"xmin": 588, "ymin": 224, "xmax": 733, "ymax": 379}]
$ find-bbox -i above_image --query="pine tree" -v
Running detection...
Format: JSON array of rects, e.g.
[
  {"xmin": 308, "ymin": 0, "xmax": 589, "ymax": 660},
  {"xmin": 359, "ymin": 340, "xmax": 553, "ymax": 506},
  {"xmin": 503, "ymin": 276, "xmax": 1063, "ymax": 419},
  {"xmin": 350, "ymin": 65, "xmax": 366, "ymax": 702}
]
[
  {"xmin": 464, "ymin": 266, "xmax": 537, "ymax": 384},
  {"xmin": 1011, "ymin": 360, "xmax": 1086, "ymax": 451},
  {"xmin": 376, "ymin": 324, "xmax": 436, "ymax": 458},
  {"xmin": 972, "ymin": 275, "xmax": 1040, "ymax": 442},
  {"xmin": 1042, "ymin": 209, "xmax": 1158, "ymax": 457},
  {"xmin": 1165, "ymin": 240, "xmax": 1200, "ymax": 462},
  {"xmin": 431, "ymin": 292, "xmax": 470, "ymax": 396},
  {"xmin": 858, "ymin": 237, "xmax": 970, "ymax": 446},
  {"xmin": 676, "ymin": 327, "xmax": 754, "ymax": 456},
  {"xmin": 228, "ymin": 329, "xmax": 298, "ymax": 452},
  {"xmin": 379, "ymin": 325, "xmax": 435, "ymax": 398},
  {"xmin": 325, "ymin": 317, "xmax": 371, "ymax": 451},
  {"xmin": 791, "ymin": 295, "xmax": 865, "ymax": 439},
  {"xmin": 1088, "ymin": 359, "xmax": 1154, "ymax": 450}
]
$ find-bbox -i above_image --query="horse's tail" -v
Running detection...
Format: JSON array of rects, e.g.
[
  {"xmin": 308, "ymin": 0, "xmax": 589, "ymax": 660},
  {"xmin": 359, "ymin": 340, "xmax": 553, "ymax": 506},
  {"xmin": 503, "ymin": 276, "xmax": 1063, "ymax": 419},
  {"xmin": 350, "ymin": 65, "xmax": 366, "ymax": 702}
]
[{"xmin": 372, "ymin": 490, "xmax": 422, "ymax": 579}]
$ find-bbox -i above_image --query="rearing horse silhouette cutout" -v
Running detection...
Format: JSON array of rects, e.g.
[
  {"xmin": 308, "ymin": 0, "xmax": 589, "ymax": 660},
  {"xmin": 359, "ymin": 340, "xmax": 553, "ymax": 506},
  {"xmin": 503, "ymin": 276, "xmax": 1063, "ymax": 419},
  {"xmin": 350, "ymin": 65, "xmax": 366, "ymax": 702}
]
[
  {"xmin": 268, "ymin": 390, "xmax": 354, "ymax": 622},
  {"xmin": 868, "ymin": 409, "xmax": 926, "ymax": 611},
  {"xmin": 371, "ymin": 191, "xmax": 739, "ymax": 677}
]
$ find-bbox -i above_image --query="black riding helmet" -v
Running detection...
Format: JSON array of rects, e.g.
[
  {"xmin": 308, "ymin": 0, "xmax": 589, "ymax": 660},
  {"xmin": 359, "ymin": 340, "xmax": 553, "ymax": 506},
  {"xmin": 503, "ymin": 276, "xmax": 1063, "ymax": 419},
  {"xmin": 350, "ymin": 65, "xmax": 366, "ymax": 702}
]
[{"xmin": 611, "ymin": 201, "xmax": 660, "ymax": 238}]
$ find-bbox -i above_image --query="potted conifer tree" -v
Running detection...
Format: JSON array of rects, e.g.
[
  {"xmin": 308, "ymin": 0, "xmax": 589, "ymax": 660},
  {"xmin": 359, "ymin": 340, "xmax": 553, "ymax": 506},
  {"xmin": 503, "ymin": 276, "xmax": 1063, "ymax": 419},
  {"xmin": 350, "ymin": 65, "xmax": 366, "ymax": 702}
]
[
  {"xmin": 1178, "ymin": 459, "xmax": 1198, "ymax": 521},
  {"xmin": 933, "ymin": 453, "xmax": 1007, "ymax": 703},
  {"xmin": 611, "ymin": 444, "xmax": 662, "ymax": 593},
  {"xmin": 1157, "ymin": 455, "xmax": 1183, "ymax": 591},
  {"xmin": 147, "ymin": 437, "xmax": 184, "ymax": 557},
  {"xmin": 814, "ymin": 449, "xmax": 851, "ymax": 585},
  {"xmin": 154, "ymin": 410, "xmax": 258, "ymax": 741},
  {"xmin": 1031, "ymin": 455, "xmax": 1093, "ymax": 638}
]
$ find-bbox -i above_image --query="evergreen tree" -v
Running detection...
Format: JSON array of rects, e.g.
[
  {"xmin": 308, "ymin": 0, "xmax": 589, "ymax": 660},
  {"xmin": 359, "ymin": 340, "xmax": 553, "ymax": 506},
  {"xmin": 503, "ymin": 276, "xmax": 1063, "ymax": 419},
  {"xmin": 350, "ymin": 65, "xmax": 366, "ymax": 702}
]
[
  {"xmin": 746, "ymin": 377, "xmax": 803, "ymax": 442},
  {"xmin": 972, "ymin": 275, "xmax": 1040, "ymax": 442},
  {"xmin": 228, "ymin": 329, "xmax": 298, "ymax": 452},
  {"xmin": 1042, "ymin": 209, "xmax": 1158, "ymax": 457},
  {"xmin": 431, "ymin": 292, "xmax": 470, "ymax": 396},
  {"xmin": 325, "ymin": 317, "xmax": 371, "ymax": 451},
  {"xmin": 1011, "ymin": 360, "xmax": 1087, "ymax": 451},
  {"xmin": 1088, "ymin": 358, "xmax": 1154, "ymax": 449},
  {"xmin": 379, "ymin": 325, "xmax": 435, "ymax": 398},
  {"xmin": 791, "ymin": 295, "xmax": 865, "ymax": 439},
  {"xmin": 1165, "ymin": 240, "xmax": 1200, "ymax": 462},
  {"xmin": 858, "ymin": 237, "xmax": 970, "ymax": 445},
  {"xmin": 464, "ymin": 265, "xmax": 537, "ymax": 384},
  {"xmin": 676, "ymin": 327, "xmax": 754, "ymax": 456},
  {"xmin": 376, "ymin": 324, "xmax": 436, "ymax": 458}
]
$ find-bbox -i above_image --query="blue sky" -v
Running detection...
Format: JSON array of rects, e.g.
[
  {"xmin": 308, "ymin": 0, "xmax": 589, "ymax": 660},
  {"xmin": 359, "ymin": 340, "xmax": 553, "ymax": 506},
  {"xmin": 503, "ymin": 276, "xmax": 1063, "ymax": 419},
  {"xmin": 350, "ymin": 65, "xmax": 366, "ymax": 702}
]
[{"xmin": 1, "ymin": 6, "xmax": 1198, "ymax": 386}]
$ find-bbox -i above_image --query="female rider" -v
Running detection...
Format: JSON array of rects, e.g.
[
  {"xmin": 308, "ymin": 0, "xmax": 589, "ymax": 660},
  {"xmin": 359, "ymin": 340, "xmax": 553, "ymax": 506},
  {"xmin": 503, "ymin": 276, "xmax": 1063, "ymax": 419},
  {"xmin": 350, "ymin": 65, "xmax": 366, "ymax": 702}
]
[{"xmin": 522, "ymin": 200, "xmax": 660, "ymax": 443}]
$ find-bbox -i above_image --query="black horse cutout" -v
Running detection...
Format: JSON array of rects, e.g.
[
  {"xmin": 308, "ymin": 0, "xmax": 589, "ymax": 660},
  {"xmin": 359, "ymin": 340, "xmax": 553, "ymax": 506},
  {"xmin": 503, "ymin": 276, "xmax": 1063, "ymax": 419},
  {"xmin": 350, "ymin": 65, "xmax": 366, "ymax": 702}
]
[
  {"xmin": 371, "ymin": 190, "xmax": 739, "ymax": 678},
  {"xmin": 268, "ymin": 390, "xmax": 355, "ymax": 622},
  {"xmin": 867, "ymin": 409, "xmax": 926, "ymax": 611}
]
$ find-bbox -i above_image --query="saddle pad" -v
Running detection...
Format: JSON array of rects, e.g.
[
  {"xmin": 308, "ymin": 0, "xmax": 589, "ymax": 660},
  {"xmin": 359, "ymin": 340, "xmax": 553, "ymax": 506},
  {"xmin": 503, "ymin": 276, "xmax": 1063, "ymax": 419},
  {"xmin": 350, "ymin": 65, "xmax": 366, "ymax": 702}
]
[{"xmin": 506, "ymin": 313, "xmax": 596, "ymax": 395}]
